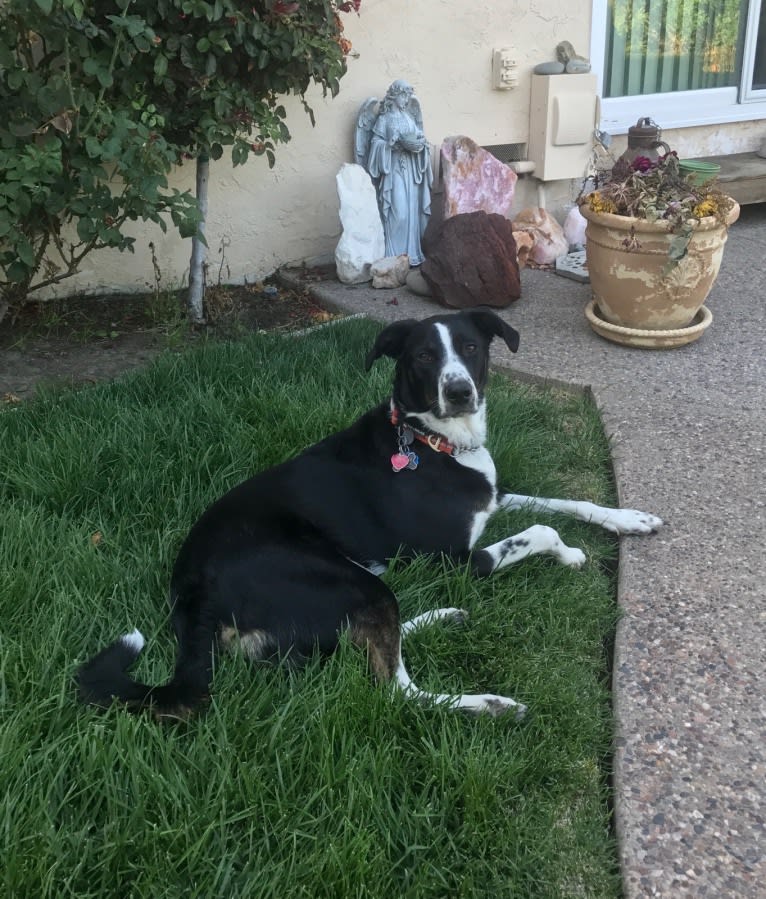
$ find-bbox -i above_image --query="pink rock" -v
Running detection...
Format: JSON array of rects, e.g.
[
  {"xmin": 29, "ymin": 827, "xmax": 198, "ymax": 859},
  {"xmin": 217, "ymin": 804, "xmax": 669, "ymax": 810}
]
[
  {"xmin": 512, "ymin": 230, "xmax": 535, "ymax": 268},
  {"xmin": 441, "ymin": 136, "xmax": 518, "ymax": 220},
  {"xmin": 512, "ymin": 207, "xmax": 569, "ymax": 265}
]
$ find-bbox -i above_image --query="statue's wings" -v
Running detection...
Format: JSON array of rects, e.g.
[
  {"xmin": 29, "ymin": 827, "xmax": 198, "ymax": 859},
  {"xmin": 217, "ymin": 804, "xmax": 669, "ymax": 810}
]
[
  {"xmin": 354, "ymin": 97, "xmax": 379, "ymax": 167},
  {"xmin": 408, "ymin": 95, "xmax": 424, "ymax": 132}
]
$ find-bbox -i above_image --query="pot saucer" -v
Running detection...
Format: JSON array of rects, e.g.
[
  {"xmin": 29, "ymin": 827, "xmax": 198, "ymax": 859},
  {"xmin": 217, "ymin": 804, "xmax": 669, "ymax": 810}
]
[{"xmin": 584, "ymin": 301, "xmax": 713, "ymax": 349}]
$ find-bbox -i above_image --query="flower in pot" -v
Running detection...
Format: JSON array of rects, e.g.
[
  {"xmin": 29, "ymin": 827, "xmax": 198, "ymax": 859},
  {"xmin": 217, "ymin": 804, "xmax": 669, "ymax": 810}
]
[{"xmin": 578, "ymin": 151, "xmax": 739, "ymax": 344}]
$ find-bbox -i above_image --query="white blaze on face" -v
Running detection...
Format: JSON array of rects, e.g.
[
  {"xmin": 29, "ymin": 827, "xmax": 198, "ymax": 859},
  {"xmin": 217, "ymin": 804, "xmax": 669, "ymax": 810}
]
[{"xmin": 434, "ymin": 323, "xmax": 478, "ymax": 415}]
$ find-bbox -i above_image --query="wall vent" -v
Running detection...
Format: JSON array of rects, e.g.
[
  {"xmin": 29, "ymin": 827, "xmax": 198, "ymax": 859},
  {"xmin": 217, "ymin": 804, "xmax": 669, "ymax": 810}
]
[{"xmin": 483, "ymin": 142, "xmax": 527, "ymax": 164}]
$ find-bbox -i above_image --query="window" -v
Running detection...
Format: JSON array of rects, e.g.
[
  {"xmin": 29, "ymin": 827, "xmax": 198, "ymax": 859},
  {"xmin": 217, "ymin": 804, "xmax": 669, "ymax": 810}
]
[
  {"xmin": 742, "ymin": 0, "xmax": 766, "ymax": 96},
  {"xmin": 591, "ymin": 0, "xmax": 766, "ymax": 131}
]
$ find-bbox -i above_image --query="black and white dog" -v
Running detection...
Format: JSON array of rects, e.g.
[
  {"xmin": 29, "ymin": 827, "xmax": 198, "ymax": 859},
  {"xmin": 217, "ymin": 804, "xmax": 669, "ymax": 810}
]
[{"xmin": 78, "ymin": 309, "xmax": 662, "ymax": 719}]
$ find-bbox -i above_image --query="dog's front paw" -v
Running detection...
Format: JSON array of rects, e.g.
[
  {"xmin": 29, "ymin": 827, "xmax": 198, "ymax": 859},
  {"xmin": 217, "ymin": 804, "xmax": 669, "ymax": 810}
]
[
  {"xmin": 448, "ymin": 608, "xmax": 469, "ymax": 627},
  {"xmin": 561, "ymin": 547, "xmax": 587, "ymax": 568},
  {"xmin": 480, "ymin": 695, "xmax": 528, "ymax": 719},
  {"xmin": 601, "ymin": 509, "xmax": 664, "ymax": 535}
]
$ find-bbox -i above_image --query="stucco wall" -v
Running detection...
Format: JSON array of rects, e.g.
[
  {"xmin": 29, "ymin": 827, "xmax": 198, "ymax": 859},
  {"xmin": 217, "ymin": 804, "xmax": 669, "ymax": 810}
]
[
  {"xmin": 610, "ymin": 120, "xmax": 766, "ymax": 162},
  {"xmin": 40, "ymin": 0, "xmax": 763, "ymax": 300}
]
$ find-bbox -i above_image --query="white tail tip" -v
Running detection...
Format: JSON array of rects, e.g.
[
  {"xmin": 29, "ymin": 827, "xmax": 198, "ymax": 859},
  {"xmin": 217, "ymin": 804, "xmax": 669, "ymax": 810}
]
[{"xmin": 121, "ymin": 628, "xmax": 145, "ymax": 653}]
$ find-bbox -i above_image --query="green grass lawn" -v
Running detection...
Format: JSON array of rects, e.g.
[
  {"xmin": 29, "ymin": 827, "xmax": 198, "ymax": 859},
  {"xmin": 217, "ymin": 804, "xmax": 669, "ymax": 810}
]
[{"xmin": 0, "ymin": 318, "xmax": 622, "ymax": 897}]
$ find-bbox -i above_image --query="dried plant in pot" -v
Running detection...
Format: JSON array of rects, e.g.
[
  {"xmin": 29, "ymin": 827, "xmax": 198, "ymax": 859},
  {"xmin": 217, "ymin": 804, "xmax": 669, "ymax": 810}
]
[{"xmin": 578, "ymin": 151, "xmax": 739, "ymax": 342}]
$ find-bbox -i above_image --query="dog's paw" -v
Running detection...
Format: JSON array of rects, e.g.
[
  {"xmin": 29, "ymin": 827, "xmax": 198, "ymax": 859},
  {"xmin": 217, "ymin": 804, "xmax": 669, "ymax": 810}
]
[
  {"xmin": 401, "ymin": 607, "xmax": 470, "ymax": 637},
  {"xmin": 561, "ymin": 547, "xmax": 587, "ymax": 568},
  {"xmin": 480, "ymin": 695, "xmax": 528, "ymax": 719},
  {"xmin": 600, "ymin": 509, "xmax": 664, "ymax": 535}
]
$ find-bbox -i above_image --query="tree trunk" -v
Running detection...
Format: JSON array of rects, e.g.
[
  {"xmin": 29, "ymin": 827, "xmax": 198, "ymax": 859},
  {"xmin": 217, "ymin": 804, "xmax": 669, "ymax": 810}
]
[{"xmin": 187, "ymin": 155, "xmax": 210, "ymax": 323}]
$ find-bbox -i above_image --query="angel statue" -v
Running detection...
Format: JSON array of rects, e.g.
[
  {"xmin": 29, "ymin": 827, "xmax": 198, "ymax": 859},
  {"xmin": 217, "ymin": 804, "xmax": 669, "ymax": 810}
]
[{"xmin": 355, "ymin": 80, "xmax": 433, "ymax": 266}]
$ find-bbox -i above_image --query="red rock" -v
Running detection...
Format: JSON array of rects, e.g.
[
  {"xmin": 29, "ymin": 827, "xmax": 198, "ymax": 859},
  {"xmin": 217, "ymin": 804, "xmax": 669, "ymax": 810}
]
[{"xmin": 421, "ymin": 211, "xmax": 521, "ymax": 308}]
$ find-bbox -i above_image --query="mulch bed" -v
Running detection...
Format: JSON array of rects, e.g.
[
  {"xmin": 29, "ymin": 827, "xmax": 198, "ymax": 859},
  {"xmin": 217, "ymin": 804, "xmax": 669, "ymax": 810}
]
[{"xmin": 0, "ymin": 279, "xmax": 335, "ymax": 402}]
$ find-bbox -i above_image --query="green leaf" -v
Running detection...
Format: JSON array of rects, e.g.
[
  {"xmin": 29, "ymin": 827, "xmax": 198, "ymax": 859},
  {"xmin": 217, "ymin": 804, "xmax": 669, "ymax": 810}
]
[
  {"xmin": 33, "ymin": 0, "xmax": 54, "ymax": 13},
  {"xmin": 16, "ymin": 238, "xmax": 35, "ymax": 268},
  {"xmin": 154, "ymin": 54, "xmax": 168, "ymax": 79},
  {"xmin": 76, "ymin": 217, "xmax": 98, "ymax": 242},
  {"xmin": 5, "ymin": 260, "xmax": 29, "ymax": 282},
  {"xmin": 179, "ymin": 42, "xmax": 195, "ymax": 69},
  {"xmin": 6, "ymin": 70, "xmax": 26, "ymax": 91},
  {"xmin": 668, "ymin": 235, "xmax": 689, "ymax": 262},
  {"xmin": 8, "ymin": 122, "xmax": 38, "ymax": 138},
  {"xmin": 96, "ymin": 69, "xmax": 114, "ymax": 88},
  {"xmin": 231, "ymin": 144, "xmax": 245, "ymax": 166},
  {"xmin": 101, "ymin": 138, "xmax": 122, "ymax": 159}
]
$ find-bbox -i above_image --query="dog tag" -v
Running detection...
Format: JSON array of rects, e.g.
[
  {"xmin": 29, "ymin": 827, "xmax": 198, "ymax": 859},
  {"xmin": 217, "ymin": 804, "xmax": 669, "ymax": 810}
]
[
  {"xmin": 400, "ymin": 427, "xmax": 415, "ymax": 446},
  {"xmin": 406, "ymin": 452, "xmax": 419, "ymax": 470},
  {"xmin": 391, "ymin": 453, "xmax": 410, "ymax": 472}
]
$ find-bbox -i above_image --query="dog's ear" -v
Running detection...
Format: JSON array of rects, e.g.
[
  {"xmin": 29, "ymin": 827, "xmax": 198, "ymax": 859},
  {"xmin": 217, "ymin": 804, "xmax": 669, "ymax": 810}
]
[
  {"xmin": 364, "ymin": 319, "xmax": 418, "ymax": 370},
  {"xmin": 465, "ymin": 307, "xmax": 520, "ymax": 353}
]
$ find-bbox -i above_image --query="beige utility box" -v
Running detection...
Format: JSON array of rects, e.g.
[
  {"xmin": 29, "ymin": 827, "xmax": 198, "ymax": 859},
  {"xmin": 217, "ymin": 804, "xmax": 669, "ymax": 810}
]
[{"xmin": 527, "ymin": 73, "xmax": 598, "ymax": 181}]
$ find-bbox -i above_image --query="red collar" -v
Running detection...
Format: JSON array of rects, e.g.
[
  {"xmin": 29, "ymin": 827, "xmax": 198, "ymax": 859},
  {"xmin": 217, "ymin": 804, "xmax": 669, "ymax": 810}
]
[{"xmin": 389, "ymin": 405, "xmax": 458, "ymax": 457}]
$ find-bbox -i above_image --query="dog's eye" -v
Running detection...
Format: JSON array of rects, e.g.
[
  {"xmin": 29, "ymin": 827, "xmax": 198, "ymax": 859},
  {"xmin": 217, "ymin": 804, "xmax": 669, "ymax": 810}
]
[
  {"xmin": 463, "ymin": 343, "xmax": 477, "ymax": 355},
  {"xmin": 417, "ymin": 351, "xmax": 434, "ymax": 363}
]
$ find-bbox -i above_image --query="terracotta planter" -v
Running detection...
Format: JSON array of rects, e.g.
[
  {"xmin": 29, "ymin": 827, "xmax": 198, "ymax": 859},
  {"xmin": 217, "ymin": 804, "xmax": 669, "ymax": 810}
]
[{"xmin": 581, "ymin": 201, "xmax": 740, "ymax": 331}]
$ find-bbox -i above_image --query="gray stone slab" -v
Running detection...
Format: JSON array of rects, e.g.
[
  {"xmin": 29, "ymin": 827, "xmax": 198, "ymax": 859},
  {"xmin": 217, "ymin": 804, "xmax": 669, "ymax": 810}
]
[
  {"xmin": 555, "ymin": 249, "xmax": 589, "ymax": 282},
  {"xmin": 698, "ymin": 152, "xmax": 766, "ymax": 205}
]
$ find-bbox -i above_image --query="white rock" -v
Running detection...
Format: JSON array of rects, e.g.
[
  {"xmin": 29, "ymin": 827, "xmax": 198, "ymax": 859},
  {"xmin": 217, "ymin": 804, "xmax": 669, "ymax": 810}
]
[
  {"xmin": 334, "ymin": 163, "xmax": 385, "ymax": 284},
  {"xmin": 371, "ymin": 254, "xmax": 410, "ymax": 289},
  {"xmin": 563, "ymin": 204, "xmax": 587, "ymax": 249}
]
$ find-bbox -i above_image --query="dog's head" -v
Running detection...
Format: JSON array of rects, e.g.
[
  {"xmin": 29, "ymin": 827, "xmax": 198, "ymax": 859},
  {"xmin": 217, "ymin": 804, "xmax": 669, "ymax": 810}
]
[{"xmin": 365, "ymin": 309, "xmax": 519, "ymax": 424}]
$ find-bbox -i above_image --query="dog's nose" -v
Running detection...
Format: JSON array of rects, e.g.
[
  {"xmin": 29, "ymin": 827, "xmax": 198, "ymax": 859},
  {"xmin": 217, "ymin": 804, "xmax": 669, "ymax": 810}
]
[{"xmin": 444, "ymin": 379, "xmax": 474, "ymax": 407}]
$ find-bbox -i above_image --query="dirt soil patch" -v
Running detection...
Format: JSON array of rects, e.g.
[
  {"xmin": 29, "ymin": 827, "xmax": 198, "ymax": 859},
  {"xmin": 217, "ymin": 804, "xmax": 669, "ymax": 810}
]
[{"xmin": 0, "ymin": 280, "xmax": 335, "ymax": 402}]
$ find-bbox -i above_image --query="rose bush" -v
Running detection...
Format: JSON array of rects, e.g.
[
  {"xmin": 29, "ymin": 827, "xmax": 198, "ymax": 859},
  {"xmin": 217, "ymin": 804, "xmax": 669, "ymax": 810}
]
[{"xmin": 0, "ymin": 0, "xmax": 359, "ymax": 321}]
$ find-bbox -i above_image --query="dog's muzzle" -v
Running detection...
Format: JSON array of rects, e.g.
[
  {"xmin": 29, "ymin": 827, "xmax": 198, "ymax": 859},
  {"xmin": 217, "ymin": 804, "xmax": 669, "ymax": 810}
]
[{"xmin": 440, "ymin": 377, "xmax": 478, "ymax": 415}]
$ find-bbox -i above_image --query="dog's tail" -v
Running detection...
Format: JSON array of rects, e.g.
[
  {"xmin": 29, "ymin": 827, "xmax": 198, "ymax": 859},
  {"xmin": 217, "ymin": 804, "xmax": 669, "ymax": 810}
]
[{"xmin": 77, "ymin": 629, "xmax": 209, "ymax": 720}]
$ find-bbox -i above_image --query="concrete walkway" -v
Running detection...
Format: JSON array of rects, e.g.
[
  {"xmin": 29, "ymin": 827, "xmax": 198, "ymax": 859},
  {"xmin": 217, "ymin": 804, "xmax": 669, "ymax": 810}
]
[{"xmin": 284, "ymin": 202, "xmax": 766, "ymax": 897}]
